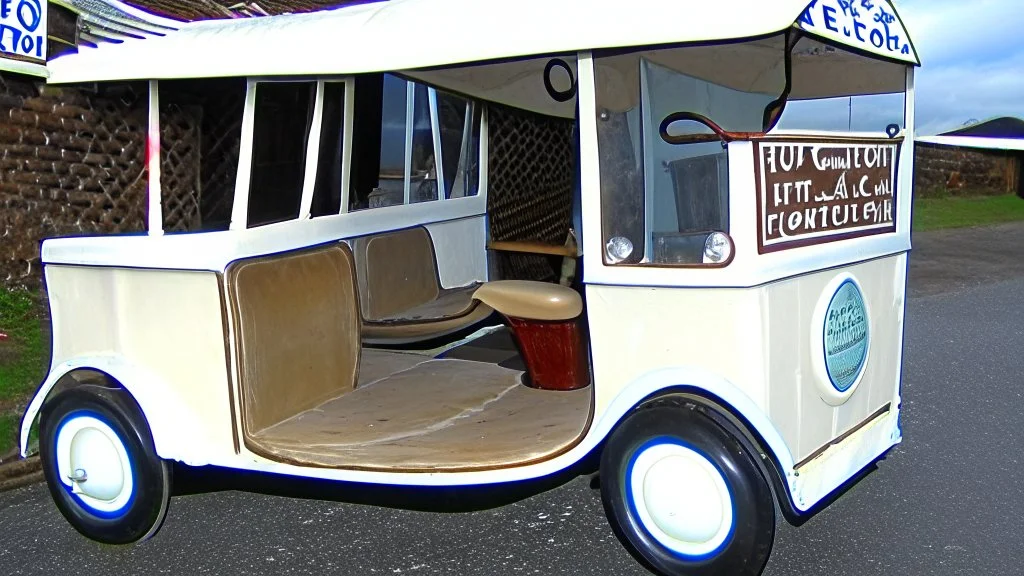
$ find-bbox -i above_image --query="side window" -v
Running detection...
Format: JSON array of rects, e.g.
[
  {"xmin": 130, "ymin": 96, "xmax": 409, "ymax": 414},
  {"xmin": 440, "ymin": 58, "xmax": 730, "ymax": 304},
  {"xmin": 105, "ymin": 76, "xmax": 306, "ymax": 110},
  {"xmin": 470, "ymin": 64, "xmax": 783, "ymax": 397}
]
[
  {"xmin": 311, "ymin": 82, "xmax": 345, "ymax": 217},
  {"xmin": 369, "ymin": 74, "xmax": 408, "ymax": 210},
  {"xmin": 351, "ymin": 74, "xmax": 482, "ymax": 211},
  {"xmin": 773, "ymin": 37, "xmax": 906, "ymax": 134},
  {"xmin": 410, "ymin": 83, "xmax": 437, "ymax": 203},
  {"xmin": 436, "ymin": 91, "xmax": 481, "ymax": 199},
  {"xmin": 642, "ymin": 60, "xmax": 730, "ymax": 264},
  {"xmin": 248, "ymin": 81, "xmax": 315, "ymax": 227}
]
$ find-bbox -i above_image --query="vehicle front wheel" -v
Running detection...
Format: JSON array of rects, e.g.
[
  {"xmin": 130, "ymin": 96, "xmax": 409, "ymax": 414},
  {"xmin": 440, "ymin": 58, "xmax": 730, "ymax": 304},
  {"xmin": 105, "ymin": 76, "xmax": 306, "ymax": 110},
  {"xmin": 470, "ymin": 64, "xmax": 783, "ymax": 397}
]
[
  {"xmin": 600, "ymin": 402, "xmax": 775, "ymax": 576},
  {"xmin": 39, "ymin": 385, "xmax": 171, "ymax": 545}
]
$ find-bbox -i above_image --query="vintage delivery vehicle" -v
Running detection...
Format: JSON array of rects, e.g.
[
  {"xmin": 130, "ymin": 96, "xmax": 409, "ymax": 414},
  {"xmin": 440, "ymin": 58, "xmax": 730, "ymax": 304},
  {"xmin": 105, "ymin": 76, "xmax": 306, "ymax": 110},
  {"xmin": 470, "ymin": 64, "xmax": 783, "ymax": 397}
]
[{"xmin": 19, "ymin": 0, "xmax": 919, "ymax": 573}]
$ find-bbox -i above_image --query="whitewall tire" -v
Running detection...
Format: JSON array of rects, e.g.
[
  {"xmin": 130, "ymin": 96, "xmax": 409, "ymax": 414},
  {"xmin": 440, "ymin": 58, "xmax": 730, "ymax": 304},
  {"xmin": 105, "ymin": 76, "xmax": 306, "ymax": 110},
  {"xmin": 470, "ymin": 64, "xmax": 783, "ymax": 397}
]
[
  {"xmin": 39, "ymin": 385, "xmax": 171, "ymax": 545},
  {"xmin": 600, "ymin": 401, "xmax": 775, "ymax": 576}
]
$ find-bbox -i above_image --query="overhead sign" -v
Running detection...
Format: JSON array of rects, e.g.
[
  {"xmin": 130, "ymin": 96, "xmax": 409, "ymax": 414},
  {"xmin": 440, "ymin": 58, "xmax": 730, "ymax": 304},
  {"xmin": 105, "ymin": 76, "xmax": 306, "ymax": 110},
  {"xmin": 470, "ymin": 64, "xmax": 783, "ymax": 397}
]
[
  {"xmin": 754, "ymin": 139, "xmax": 899, "ymax": 253},
  {"xmin": 0, "ymin": 0, "xmax": 47, "ymax": 61},
  {"xmin": 797, "ymin": 0, "xmax": 918, "ymax": 64}
]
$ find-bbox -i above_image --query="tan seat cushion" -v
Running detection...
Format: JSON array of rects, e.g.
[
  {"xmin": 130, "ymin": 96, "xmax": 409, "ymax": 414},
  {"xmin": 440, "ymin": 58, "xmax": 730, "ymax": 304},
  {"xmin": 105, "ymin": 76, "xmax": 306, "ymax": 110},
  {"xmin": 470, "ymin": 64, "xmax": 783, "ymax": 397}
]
[
  {"xmin": 226, "ymin": 243, "xmax": 361, "ymax": 434},
  {"xmin": 473, "ymin": 280, "xmax": 582, "ymax": 321},
  {"xmin": 376, "ymin": 284, "xmax": 480, "ymax": 322},
  {"xmin": 353, "ymin": 227, "xmax": 441, "ymax": 322}
]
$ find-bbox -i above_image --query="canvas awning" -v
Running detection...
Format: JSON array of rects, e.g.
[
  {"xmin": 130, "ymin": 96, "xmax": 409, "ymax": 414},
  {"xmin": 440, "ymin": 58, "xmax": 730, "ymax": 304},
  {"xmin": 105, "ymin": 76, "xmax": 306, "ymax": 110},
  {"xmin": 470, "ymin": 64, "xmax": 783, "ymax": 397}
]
[{"xmin": 45, "ymin": 0, "xmax": 919, "ymax": 85}]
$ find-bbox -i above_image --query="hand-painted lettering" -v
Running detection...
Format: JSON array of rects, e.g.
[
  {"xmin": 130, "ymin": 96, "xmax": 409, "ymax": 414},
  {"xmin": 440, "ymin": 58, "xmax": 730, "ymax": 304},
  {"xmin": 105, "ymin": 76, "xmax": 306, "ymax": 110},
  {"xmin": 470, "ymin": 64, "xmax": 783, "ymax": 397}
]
[
  {"xmin": 0, "ymin": 0, "xmax": 44, "ymax": 60},
  {"xmin": 799, "ymin": 0, "xmax": 915, "ymax": 63},
  {"xmin": 823, "ymin": 5, "xmax": 839, "ymax": 32},
  {"xmin": 758, "ymin": 140, "xmax": 898, "ymax": 251}
]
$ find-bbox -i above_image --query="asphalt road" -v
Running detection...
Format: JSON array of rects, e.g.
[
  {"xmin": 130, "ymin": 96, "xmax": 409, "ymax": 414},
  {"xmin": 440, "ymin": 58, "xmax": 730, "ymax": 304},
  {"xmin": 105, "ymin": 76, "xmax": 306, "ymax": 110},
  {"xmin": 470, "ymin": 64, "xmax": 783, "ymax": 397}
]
[{"xmin": 2, "ymin": 225, "xmax": 1023, "ymax": 575}]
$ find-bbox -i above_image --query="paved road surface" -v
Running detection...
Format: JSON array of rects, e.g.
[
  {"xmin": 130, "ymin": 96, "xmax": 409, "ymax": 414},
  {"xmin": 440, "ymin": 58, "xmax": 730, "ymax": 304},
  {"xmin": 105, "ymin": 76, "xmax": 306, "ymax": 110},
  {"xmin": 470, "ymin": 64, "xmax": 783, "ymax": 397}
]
[{"xmin": 2, "ymin": 224, "xmax": 1023, "ymax": 575}]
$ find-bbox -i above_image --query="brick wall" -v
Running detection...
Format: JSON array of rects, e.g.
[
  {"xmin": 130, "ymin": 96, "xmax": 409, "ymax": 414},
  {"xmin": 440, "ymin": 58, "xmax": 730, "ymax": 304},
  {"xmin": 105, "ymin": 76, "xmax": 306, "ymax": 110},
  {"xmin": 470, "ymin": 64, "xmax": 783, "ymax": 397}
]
[
  {"xmin": 0, "ymin": 74, "xmax": 245, "ymax": 290},
  {"xmin": 0, "ymin": 73, "xmax": 149, "ymax": 289},
  {"xmin": 914, "ymin": 142, "xmax": 1021, "ymax": 198}
]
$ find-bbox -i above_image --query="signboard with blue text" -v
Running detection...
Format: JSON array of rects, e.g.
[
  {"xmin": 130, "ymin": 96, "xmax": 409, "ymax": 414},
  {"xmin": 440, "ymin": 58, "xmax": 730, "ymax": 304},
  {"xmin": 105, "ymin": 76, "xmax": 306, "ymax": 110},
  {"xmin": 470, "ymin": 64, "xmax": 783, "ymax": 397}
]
[
  {"xmin": 0, "ymin": 0, "xmax": 47, "ymax": 62},
  {"xmin": 798, "ymin": 0, "xmax": 919, "ymax": 64}
]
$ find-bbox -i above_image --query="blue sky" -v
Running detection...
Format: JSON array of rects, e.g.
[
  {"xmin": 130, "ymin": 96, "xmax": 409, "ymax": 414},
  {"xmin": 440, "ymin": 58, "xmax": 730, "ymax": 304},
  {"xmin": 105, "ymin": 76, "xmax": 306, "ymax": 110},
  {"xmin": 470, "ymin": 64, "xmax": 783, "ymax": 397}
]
[{"xmin": 896, "ymin": 0, "xmax": 1024, "ymax": 135}]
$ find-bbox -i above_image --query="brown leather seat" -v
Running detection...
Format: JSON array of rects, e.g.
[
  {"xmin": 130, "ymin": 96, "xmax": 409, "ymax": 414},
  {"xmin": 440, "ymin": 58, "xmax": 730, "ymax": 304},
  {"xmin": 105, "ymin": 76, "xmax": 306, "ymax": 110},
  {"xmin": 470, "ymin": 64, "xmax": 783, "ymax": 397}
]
[
  {"xmin": 353, "ymin": 227, "xmax": 493, "ymax": 344},
  {"xmin": 472, "ymin": 280, "xmax": 582, "ymax": 321}
]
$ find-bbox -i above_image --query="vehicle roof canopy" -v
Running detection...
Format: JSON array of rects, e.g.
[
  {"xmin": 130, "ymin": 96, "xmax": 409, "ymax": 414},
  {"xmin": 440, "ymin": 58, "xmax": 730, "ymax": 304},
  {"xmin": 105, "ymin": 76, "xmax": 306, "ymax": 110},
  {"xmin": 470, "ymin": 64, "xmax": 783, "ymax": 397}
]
[{"xmin": 48, "ymin": 0, "xmax": 919, "ymax": 118}]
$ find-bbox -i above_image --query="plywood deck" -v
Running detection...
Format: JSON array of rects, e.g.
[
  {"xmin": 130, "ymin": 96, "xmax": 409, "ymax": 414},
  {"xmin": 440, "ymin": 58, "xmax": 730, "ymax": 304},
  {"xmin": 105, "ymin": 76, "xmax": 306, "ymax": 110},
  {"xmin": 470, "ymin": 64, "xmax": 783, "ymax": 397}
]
[{"xmin": 247, "ymin": 350, "xmax": 592, "ymax": 471}]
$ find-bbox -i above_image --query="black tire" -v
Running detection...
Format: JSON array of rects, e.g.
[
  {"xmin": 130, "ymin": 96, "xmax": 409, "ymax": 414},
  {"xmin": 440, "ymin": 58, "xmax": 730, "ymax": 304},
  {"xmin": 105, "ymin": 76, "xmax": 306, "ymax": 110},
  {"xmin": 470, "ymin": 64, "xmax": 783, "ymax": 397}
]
[
  {"xmin": 39, "ymin": 385, "xmax": 171, "ymax": 545},
  {"xmin": 600, "ymin": 403, "xmax": 775, "ymax": 576}
]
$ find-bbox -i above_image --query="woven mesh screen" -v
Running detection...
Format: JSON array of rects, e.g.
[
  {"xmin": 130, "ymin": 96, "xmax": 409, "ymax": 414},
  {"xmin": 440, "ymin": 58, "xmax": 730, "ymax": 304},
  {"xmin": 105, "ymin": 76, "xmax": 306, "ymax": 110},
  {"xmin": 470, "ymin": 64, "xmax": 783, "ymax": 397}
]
[
  {"xmin": 159, "ymin": 102, "xmax": 202, "ymax": 232},
  {"xmin": 198, "ymin": 79, "xmax": 245, "ymax": 230},
  {"xmin": 486, "ymin": 106, "xmax": 575, "ymax": 282},
  {"xmin": 154, "ymin": 78, "xmax": 245, "ymax": 232}
]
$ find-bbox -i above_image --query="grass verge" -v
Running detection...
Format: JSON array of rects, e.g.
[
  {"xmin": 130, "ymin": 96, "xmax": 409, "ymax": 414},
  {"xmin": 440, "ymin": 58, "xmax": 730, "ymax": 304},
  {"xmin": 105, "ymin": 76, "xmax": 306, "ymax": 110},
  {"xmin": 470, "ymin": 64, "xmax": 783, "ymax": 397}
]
[
  {"xmin": 914, "ymin": 194, "xmax": 1024, "ymax": 232},
  {"xmin": 0, "ymin": 413, "xmax": 15, "ymax": 456},
  {"xmin": 0, "ymin": 288, "xmax": 45, "ymax": 456}
]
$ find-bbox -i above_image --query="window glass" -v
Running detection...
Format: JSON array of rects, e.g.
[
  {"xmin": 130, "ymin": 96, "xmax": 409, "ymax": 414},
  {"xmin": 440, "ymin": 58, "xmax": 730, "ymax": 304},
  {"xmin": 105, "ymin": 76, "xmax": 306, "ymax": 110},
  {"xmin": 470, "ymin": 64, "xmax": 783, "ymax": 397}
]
[
  {"xmin": 311, "ymin": 82, "xmax": 345, "ymax": 217},
  {"xmin": 642, "ymin": 59, "xmax": 730, "ymax": 264},
  {"xmin": 368, "ymin": 74, "xmax": 408, "ymax": 209},
  {"xmin": 437, "ymin": 92, "xmax": 481, "ymax": 199},
  {"xmin": 248, "ymin": 82, "xmax": 315, "ymax": 227},
  {"xmin": 774, "ymin": 93, "xmax": 905, "ymax": 133},
  {"xmin": 410, "ymin": 83, "xmax": 438, "ymax": 203},
  {"xmin": 775, "ymin": 36, "xmax": 906, "ymax": 134},
  {"xmin": 596, "ymin": 53, "xmax": 740, "ymax": 266},
  {"xmin": 350, "ymin": 74, "xmax": 484, "ymax": 211},
  {"xmin": 595, "ymin": 53, "xmax": 646, "ymax": 265}
]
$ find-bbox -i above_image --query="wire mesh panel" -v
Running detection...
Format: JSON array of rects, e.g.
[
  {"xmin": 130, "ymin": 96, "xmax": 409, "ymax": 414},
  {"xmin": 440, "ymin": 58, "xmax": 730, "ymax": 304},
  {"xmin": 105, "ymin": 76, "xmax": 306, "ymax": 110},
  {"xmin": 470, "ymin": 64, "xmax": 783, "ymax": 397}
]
[{"xmin": 486, "ymin": 106, "xmax": 576, "ymax": 282}]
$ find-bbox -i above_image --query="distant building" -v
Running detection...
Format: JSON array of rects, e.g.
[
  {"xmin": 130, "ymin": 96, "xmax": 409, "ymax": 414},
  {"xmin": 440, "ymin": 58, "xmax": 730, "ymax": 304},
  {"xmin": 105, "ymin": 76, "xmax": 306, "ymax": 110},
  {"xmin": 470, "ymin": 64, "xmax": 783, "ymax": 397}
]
[{"xmin": 916, "ymin": 117, "xmax": 1024, "ymax": 199}]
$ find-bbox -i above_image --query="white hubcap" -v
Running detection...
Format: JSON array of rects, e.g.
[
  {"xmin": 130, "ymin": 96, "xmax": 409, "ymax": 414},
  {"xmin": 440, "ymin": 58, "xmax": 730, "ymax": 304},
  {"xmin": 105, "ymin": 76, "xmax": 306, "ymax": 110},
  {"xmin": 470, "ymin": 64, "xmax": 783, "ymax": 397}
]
[
  {"xmin": 629, "ymin": 442, "xmax": 733, "ymax": 558},
  {"xmin": 55, "ymin": 415, "xmax": 134, "ymax": 514}
]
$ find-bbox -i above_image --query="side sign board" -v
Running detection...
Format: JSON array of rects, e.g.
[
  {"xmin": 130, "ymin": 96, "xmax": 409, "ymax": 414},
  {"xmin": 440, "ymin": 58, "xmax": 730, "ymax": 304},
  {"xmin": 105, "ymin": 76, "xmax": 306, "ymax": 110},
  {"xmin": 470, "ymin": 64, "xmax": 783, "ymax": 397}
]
[
  {"xmin": 754, "ymin": 139, "xmax": 899, "ymax": 254},
  {"xmin": 798, "ymin": 0, "xmax": 918, "ymax": 64},
  {"xmin": 0, "ymin": 0, "xmax": 46, "ymax": 61}
]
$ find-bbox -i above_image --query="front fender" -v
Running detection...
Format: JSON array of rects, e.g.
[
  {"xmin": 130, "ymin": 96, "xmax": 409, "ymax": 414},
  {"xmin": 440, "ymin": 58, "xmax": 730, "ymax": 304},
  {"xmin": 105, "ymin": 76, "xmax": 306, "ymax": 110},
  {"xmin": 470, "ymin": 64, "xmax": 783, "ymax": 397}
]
[
  {"xmin": 594, "ymin": 367, "xmax": 796, "ymax": 479},
  {"xmin": 20, "ymin": 355, "xmax": 210, "ymax": 465}
]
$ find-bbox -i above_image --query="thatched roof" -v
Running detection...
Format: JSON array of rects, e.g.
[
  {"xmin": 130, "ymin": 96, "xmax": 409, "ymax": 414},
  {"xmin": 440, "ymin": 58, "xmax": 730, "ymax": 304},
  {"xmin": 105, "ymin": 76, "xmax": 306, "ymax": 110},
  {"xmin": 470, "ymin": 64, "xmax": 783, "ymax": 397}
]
[{"xmin": 125, "ymin": 0, "xmax": 372, "ymax": 20}]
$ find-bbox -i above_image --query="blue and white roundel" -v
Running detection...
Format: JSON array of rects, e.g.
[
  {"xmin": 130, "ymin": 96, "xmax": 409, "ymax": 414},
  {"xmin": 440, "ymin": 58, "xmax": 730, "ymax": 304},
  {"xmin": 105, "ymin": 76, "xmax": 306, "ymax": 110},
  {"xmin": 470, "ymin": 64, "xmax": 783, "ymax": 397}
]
[{"xmin": 823, "ymin": 281, "xmax": 869, "ymax": 392}]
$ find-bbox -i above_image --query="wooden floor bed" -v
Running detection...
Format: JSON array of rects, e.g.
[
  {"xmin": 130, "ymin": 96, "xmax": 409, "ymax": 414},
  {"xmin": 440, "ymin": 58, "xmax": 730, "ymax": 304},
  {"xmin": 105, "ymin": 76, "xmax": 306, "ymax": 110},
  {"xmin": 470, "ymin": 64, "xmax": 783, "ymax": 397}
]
[{"xmin": 246, "ymin": 346, "xmax": 592, "ymax": 472}]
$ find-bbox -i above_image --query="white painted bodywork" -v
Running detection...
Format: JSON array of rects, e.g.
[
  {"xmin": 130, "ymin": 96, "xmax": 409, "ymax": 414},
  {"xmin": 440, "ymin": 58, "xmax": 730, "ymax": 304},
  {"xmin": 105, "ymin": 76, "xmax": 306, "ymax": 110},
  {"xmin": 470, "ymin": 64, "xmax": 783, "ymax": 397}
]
[
  {"xmin": 45, "ymin": 0, "xmax": 918, "ymax": 86},
  {"xmin": 23, "ymin": 266, "xmax": 235, "ymax": 465},
  {"xmin": 428, "ymin": 217, "xmax": 489, "ymax": 288},
  {"xmin": 21, "ymin": 1, "xmax": 919, "ymax": 519}
]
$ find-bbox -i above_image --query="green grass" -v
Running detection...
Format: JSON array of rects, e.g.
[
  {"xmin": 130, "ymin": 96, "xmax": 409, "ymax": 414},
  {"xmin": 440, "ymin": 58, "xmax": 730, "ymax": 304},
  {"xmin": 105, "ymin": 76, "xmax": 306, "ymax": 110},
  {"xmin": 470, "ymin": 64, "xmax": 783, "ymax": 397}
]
[
  {"xmin": 914, "ymin": 194, "xmax": 1024, "ymax": 232},
  {"xmin": 0, "ymin": 288, "xmax": 45, "ymax": 456},
  {"xmin": 0, "ymin": 413, "xmax": 15, "ymax": 456}
]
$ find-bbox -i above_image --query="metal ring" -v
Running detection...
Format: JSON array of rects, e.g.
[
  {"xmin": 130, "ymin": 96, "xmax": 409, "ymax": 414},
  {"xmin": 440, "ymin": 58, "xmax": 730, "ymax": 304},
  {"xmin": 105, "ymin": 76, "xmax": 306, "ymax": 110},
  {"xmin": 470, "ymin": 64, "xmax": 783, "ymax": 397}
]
[{"xmin": 543, "ymin": 58, "xmax": 577, "ymax": 103}]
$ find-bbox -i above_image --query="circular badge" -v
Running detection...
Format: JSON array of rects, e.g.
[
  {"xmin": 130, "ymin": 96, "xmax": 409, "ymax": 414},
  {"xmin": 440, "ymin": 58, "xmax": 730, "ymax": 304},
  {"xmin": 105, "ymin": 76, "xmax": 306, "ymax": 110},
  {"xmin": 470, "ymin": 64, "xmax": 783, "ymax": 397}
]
[{"xmin": 823, "ymin": 280, "xmax": 869, "ymax": 392}]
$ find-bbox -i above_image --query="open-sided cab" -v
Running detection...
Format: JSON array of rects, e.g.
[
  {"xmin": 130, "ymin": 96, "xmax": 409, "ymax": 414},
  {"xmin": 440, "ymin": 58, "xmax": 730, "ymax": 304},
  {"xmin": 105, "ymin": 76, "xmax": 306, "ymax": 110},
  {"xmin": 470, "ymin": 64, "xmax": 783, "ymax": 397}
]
[{"xmin": 22, "ymin": 1, "xmax": 919, "ymax": 573}]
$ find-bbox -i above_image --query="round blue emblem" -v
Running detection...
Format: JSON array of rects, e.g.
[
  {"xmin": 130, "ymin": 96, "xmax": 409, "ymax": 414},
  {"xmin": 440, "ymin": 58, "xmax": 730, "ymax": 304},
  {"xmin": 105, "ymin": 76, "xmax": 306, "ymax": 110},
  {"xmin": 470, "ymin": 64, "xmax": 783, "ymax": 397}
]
[{"xmin": 823, "ymin": 280, "xmax": 869, "ymax": 392}]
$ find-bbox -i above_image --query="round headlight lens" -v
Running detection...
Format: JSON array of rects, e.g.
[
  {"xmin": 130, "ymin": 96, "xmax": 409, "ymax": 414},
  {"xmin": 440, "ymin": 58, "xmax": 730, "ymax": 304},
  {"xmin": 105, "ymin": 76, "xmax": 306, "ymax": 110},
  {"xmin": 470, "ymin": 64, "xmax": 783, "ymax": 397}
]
[
  {"xmin": 703, "ymin": 232, "xmax": 733, "ymax": 264},
  {"xmin": 606, "ymin": 236, "xmax": 634, "ymax": 264}
]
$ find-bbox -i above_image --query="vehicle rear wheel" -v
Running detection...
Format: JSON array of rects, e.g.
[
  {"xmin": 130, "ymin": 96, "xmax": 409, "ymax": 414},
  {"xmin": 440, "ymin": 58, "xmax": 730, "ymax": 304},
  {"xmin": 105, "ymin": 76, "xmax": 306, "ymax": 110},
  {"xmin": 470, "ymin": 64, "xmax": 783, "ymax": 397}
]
[
  {"xmin": 39, "ymin": 385, "xmax": 171, "ymax": 545},
  {"xmin": 600, "ymin": 402, "xmax": 775, "ymax": 576}
]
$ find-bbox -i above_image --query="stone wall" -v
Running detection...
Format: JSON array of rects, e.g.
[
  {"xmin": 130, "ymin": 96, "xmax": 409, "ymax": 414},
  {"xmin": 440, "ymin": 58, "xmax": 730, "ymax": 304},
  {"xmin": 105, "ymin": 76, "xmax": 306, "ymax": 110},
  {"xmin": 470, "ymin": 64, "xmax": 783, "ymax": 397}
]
[{"xmin": 914, "ymin": 142, "xmax": 1021, "ymax": 198}]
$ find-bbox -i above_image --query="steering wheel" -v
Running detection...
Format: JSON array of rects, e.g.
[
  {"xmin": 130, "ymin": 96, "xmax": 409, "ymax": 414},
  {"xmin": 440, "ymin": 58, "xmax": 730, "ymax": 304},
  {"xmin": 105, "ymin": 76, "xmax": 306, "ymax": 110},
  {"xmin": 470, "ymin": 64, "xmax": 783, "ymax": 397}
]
[
  {"xmin": 659, "ymin": 111, "xmax": 733, "ymax": 145},
  {"xmin": 543, "ymin": 58, "xmax": 577, "ymax": 103}
]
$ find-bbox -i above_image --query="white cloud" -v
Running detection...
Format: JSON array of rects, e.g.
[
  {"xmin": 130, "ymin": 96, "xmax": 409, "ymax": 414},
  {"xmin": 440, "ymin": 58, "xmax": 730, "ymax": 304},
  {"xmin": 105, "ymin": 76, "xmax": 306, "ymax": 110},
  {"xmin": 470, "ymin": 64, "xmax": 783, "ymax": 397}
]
[{"xmin": 895, "ymin": 0, "xmax": 1024, "ymax": 134}]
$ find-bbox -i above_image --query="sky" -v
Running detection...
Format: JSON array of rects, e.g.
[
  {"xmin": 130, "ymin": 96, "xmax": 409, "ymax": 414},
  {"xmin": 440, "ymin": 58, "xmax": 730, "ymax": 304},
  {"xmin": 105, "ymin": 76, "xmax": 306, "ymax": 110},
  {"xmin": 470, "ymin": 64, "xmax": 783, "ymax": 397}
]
[{"xmin": 896, "ymin": 0, "xmax": 1024, "ymax": 135}]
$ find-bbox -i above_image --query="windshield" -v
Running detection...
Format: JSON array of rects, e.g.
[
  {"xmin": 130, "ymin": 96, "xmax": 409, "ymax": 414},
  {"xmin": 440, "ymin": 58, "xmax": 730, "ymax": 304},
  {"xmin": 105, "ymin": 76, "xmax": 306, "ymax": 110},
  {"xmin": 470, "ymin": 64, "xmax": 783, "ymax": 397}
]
[{"xmin": 594, "ymin": 36, "xmax": 909, "ymax": 268}]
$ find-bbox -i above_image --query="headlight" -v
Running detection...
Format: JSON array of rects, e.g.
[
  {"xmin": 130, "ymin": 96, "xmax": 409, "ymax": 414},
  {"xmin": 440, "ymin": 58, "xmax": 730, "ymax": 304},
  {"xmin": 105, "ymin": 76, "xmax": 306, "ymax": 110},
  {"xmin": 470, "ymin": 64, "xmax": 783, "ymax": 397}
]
[
  {"xmin": 605, "ymin": 236, "xmax": 634, "ymax": 264},
  {"xmin": 703, "ymin": 232, "xmax": 733, "ymax": 264}
]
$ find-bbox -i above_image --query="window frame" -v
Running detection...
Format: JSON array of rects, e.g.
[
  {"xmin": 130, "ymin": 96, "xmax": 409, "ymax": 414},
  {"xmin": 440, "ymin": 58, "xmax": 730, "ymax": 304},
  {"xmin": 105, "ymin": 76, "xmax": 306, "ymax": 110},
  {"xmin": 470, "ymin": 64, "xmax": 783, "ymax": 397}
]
[
  {"xmin": 232, "ymin": 77, "xmax": 358, "ymax": 230},
  {"xmin": 230, "ymin": 75, "xmax": 487, "ymax": 232}
]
